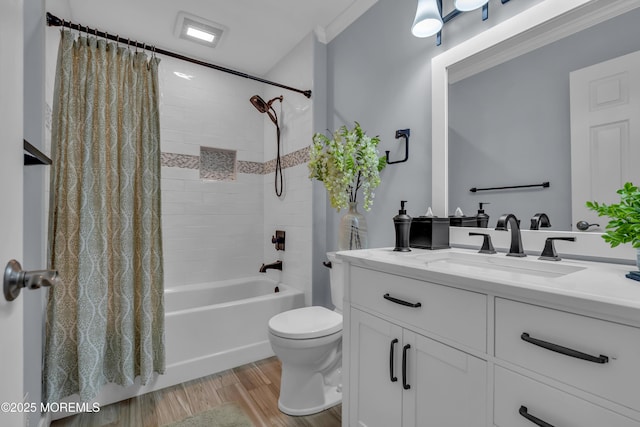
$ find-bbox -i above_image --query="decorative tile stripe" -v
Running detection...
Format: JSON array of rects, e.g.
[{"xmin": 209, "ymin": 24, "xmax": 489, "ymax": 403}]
[
  {"xmin": 263, "ymin": 146, "xmax": 311, "ymax": 175},
  {"xmin": 237, "ymin": 161, "xmax": 264, "ymax": 175},
  {"xmin": 200, "ymin": 147, "xmax": 236, "ymax": 181},
  {"xmin": 161, "ymin": 153, "xmax": 199, "ymax": 169},
  {"xmin": 161, "ymin": 145, "xmax": 310, "ymax": 176}
]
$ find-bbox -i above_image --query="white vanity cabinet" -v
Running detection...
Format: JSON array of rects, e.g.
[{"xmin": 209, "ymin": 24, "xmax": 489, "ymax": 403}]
[
  {"xmin": 340, "ymin": 249, "xmax": 640, "ymax": 427},
  {"xmin": 346, "ymin": 266, "xmax": 487, "ymax": 427}
]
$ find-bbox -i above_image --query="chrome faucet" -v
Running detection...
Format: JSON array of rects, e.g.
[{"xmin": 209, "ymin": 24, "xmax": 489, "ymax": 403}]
[
  {"xmin": 530, "ymin": 213, "xmax": 551, "ymax": 230},
  {"xmin": 495, "ymin": 214, "xmax": 526, "ymax": 257},
  {"xmin": 259, "ymin": 260, "xmax": 282, "ymax": 273}
]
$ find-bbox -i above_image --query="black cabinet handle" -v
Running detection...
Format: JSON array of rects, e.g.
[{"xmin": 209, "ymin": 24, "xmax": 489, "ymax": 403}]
[
  {"xmin": 519, "ymin": 406, "xmax": 555, "ymax": 427},
  {"xmin": 402, "ymin": 344, "xmax": 411, "ymax": 390},
  {"xmin": 389, "ymin": 339, "xmax": 398, "ymax": 382},
  {"xmin": 521, "ymin": 333, "xmax": 609, "ymax": 364},
  {"xmin": 383, "ymin": 293, "xmax": 422, "ymax": 308}
]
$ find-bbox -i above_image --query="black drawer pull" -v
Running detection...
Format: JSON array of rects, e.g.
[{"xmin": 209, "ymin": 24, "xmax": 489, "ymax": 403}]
[
  {"xmin": 519, "ymin": 406, "xmax": 555, "ymax": 427},
  {"xmin": 402, "ymin": 344, "xmax": 411, "ymax": 390},
  {"xmin": 521, "ymin": 333, "xmax": 609, "ymax": 364},
  {"xmin": 389, "ymin": 338, "xmax": 398, "ymax": 382},
  {"xmin": 383, "ymin": 293, "xmax": 422, "ymax": 308}
]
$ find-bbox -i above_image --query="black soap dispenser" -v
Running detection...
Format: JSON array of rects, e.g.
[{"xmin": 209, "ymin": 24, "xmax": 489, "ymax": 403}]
[
  {"xmin": 393, "ymin": 200, "xmax": 412, "ymax": 252},
  {"xmin": 476, "ymin": 202, "xmax": 490, "ymax": 228}
]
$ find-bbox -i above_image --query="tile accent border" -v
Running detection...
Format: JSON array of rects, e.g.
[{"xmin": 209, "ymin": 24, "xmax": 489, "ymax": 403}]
[
  {"xmin": 161, "ymin": 153, "xmax": 200, "ymax": 169},
  {"xmin": 161, "ymin": 146, "xmax": 310, "ymax": 176}
]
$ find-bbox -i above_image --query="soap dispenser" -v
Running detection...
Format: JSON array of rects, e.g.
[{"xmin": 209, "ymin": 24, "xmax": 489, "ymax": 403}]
[
  {"xmin": 393, "ymin": 200, "xmax": 412, "ymax": 252},
  {"xmin": 476, "ymin": 202, "xmax": 490, "ymax": 228}
]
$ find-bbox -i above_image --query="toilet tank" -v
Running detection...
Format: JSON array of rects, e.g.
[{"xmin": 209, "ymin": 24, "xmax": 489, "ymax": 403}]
[{"xmin": 326, "ymin": 252, "xmax": 344, "ymax": 312}]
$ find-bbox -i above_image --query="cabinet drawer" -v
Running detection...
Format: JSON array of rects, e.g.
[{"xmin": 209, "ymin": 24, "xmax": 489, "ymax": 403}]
[
  {"xmin": 494, "ymin": 366, "xmax": 638, "ymax": 427},
  {"xmin": 495, "ymin": 298, "xmax": 640, "ymax": 412},
  {"xmin": 350, "ymin": 266, "xmax": 486, "ymax": 351}
]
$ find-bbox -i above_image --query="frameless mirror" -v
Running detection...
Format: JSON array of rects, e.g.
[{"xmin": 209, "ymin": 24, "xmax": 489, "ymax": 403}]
[
  {"xmin": 432, "ymin": 0, "xmax": 640, "ymax": 234},
  {"xmin": 447, "ymin": 8, "xmax": 640, "ymax": 231}
]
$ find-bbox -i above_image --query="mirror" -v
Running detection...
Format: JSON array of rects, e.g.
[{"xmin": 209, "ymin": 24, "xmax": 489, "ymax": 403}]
[
  {"xmin": 431, "ymin": 0, "xmax": 640, "ymax": 227},
  {"xmin": 447, "ymin": 7, "xmax": 640, "ymax": 231}
]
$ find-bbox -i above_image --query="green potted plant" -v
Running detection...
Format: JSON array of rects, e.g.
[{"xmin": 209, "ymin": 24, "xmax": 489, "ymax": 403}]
[
  {"xmin": 309, "ymin": 122, "xmax": 386, "ymax": 250},
  {"xmin": 586, "ymin": 182, "xmax": 640, "ymax": 269}
]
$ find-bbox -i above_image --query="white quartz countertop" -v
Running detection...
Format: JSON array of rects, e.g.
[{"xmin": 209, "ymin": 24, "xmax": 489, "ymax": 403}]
[{"xmin": 337, "ymin": 247, "xmax": 640, "ymax": 326}]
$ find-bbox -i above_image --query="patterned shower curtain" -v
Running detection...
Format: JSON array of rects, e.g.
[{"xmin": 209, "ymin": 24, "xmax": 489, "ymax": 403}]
[{"xmin": 44, "ymin": 30, "xmax": 165, "ymax": 403}]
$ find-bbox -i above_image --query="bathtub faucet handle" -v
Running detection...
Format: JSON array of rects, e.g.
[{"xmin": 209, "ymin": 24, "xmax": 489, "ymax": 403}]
[{"xmin": 271, "ymin": 230, "xmax": 285, "ymax": 251}]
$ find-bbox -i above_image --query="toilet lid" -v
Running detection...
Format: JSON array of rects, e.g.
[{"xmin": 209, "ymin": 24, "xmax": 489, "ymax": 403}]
[{"xmin": 269, "ymin": 306, "xmax": 342, "ymax": 339}]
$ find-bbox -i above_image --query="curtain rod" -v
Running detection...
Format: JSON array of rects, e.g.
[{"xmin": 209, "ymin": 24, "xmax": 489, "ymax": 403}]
[{"xmin": 46, "ymin": 12, "xmax": 312, "ymax": 99}]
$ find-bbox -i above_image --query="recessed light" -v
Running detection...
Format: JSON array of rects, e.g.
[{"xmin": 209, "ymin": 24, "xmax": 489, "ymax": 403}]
[{"xmin": 175, "ymin": 12, "xmax": 227, "ymax": 48}]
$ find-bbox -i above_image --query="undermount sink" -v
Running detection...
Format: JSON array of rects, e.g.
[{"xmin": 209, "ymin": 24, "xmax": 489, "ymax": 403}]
[{"xmin": 417, "ymin": 251, "xmax": 585, "ymax": 279}]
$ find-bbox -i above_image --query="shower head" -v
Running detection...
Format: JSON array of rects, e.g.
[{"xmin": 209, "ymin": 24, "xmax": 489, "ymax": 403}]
[
  {"xmin": 250, "ymin": 95, "xmax": 269, "ymax": 113},
  {"xmin": 250, "ymin": 95, "xmax": 283, "ymax": 126}
]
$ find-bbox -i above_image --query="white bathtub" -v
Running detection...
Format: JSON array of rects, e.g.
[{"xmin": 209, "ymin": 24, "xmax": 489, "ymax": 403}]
[
  {"xmin": 163, "ymin": 277, "xmax": 304, "ymax": 386},
  {"xmin": 55, "ymin": 276, "xmax": 304, "ymax": 419}
]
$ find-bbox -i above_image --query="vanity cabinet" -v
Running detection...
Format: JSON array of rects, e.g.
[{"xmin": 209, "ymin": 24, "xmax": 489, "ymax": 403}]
[
  {"xmin": 347, "ymin": 267, "xmax": 487, "ymax": 427},
  {"xmin": 341, "ymin": 250, "xmax": 640, "ymax": 427}
]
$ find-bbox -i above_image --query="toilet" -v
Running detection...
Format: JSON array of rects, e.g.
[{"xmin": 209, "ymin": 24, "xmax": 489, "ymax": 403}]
[{"xmin": 267, "ymin": 252, "xmax": 344, "ymax": 416}]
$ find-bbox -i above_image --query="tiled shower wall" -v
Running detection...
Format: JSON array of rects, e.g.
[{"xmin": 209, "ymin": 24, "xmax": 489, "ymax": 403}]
[
  {"xmin": 261, "ymin": 34, "xmax": 315, "ymax": 306},
  {"xmin": 158, "ymin": 55, "xmax": 266, "ymax": 287}
]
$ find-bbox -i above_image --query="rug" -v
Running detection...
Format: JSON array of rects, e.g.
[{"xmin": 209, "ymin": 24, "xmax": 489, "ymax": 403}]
[{"xmin": 163, "ymin": 403, "xmax": 254, "ymax": 427}]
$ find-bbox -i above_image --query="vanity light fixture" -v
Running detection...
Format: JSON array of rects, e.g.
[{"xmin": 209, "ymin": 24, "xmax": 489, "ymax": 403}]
[
  {"xmin": 454, "ymin": 0, "xmax": 489, "ymax": 12},
  {"xmin": 175, "ymin": 12, "xmax": 227, "ymax": 48},
  {"xmin": 413, "ymin": 0, "xmax": 512, "ymax": 45},
  {"xmin": 412, "ymin": 0, "xmax": 443, "ymax": 38}
]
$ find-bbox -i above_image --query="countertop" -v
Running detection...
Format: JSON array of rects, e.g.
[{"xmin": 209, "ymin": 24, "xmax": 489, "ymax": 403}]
[{"xmin": 337, "ymin": 247, "xmax": 640, "ymax": 327}]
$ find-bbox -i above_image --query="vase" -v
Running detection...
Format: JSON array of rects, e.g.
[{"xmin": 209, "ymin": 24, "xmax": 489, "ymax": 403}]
[{"xmin": 338, "ymin": 202, "xmax": 368, "ymax": 250}]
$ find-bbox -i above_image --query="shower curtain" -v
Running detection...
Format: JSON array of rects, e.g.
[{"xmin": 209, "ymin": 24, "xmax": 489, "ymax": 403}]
[{"xmin": 44, "ymin": 30, "xmax": 165, "ymax": 403}]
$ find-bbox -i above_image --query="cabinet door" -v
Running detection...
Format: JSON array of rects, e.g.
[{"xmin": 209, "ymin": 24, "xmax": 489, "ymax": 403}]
[
  {"xmin": 403, "ymin": 330, "xmax": 487, "ymax": 427},
  {"xmin": 350, "ymin": 308, "xmax": 403, "ymax": 427}
]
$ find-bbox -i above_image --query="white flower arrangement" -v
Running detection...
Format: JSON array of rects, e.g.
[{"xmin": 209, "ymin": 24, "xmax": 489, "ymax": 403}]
[{"xmin": 309, "ymin": 122, "xmax": 386, "ymax": 211}]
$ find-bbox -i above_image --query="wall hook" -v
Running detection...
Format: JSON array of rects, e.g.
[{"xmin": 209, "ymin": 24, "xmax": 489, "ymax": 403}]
[{"xmin": 385, "ymin": 129, "xmax": 410, "ymax": 165}]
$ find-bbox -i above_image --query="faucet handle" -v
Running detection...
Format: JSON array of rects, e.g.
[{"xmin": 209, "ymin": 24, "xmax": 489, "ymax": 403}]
[
  {"xmin": 530, "ymin": 213, "xmax": 552, "ymax": 230},
  {"xmin": 539, "ymin": 237, "xmax": 576, "ymax": 261},
  {"xmin": 469, "ymin": 232, "xmax": 497, "ymax": 254}
]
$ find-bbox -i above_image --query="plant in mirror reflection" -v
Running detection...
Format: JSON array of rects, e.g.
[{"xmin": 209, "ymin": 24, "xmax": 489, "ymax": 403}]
[
  {"xmin": 586, "ymin": 182, "xmax": 640, "ymax": 248},
  {"xmin": 309, "ymin": 122, "xmax": 386, "ymax": 211}
]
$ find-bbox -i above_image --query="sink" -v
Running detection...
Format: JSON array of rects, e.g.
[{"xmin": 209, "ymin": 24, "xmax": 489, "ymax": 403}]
[{"xmin": 417, "ymin": 251, "xmax": 585, "ymax": 279}]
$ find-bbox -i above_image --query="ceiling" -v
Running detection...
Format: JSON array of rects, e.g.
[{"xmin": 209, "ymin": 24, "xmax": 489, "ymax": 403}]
[{"xmin": 47, "ymin": 0, "xmax": 378, "ymax": 76}]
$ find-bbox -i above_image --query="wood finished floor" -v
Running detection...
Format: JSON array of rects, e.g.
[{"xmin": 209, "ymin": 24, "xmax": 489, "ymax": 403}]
[{"xmin": 51, "ymin": 357, "xmax": 342, "ymax": 427}]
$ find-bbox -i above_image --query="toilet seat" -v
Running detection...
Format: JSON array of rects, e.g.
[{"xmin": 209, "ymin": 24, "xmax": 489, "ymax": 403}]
[{"xmin": 268, "ymin": 306, "xmax": 342, "ymax": 339}]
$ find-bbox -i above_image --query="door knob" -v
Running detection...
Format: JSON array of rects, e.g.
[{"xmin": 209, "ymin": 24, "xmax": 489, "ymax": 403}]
[{"xmin": 3, "ymin": 260, "xmax": 59, "ymax": 301}]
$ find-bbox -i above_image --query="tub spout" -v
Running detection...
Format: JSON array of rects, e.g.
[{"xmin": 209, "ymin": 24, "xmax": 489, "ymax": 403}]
[{"xmin": 259, "ymin": 260, "xmax": 282, "ymax": 273}]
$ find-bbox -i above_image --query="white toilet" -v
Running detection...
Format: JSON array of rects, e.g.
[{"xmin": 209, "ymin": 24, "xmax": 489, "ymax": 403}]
[{"xmin": 267, "ymin": 252, "xmax": 344, "ymax": 416}]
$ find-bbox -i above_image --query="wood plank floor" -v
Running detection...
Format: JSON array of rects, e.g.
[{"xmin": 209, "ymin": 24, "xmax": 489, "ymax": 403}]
[{"xmin": 51, "ymin": 357, "xmax": 342, "ymax": 427}]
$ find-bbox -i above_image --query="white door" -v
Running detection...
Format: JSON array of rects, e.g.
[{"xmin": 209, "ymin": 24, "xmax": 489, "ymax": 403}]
[
  {"xmin": 570, "ymin": 50, "xmax": 640, "ymax": 231},
  {"xmin": 350, "ymin": 309, "xmax": 403, "ymax": 427},
  {"xmin": 403, "ymin": 331, "xmax": 487, "ymax": 427},
  {"xmin": 0, "ymin": 0, "xmax": 25, "ymax": 426}
]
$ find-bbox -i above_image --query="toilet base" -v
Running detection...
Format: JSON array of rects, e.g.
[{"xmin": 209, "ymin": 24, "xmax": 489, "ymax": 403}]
[{"xmin": 278, "ymin": 382, "xmax": 342, "ymax": 416}]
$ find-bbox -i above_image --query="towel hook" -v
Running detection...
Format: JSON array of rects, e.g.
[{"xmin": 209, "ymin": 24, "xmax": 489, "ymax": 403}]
[{"xmin": 385, "ymin": 129, "xmax": 410, "ymax": 165}]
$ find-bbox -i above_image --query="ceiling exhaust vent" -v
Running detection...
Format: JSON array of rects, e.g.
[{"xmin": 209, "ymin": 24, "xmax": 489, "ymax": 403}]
[{"xmin": 175, "ymin": 11, "xmax": 227, "ymax": 48}]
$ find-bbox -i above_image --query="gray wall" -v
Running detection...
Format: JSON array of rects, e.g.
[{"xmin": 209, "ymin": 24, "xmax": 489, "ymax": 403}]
[
  {"xmin": 449, "ymin": 8, "xmax": 640, "ymax": 231},
  {"xmin": 325, "ymin": 0, "xmax": 543, "ymax": 250}
]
